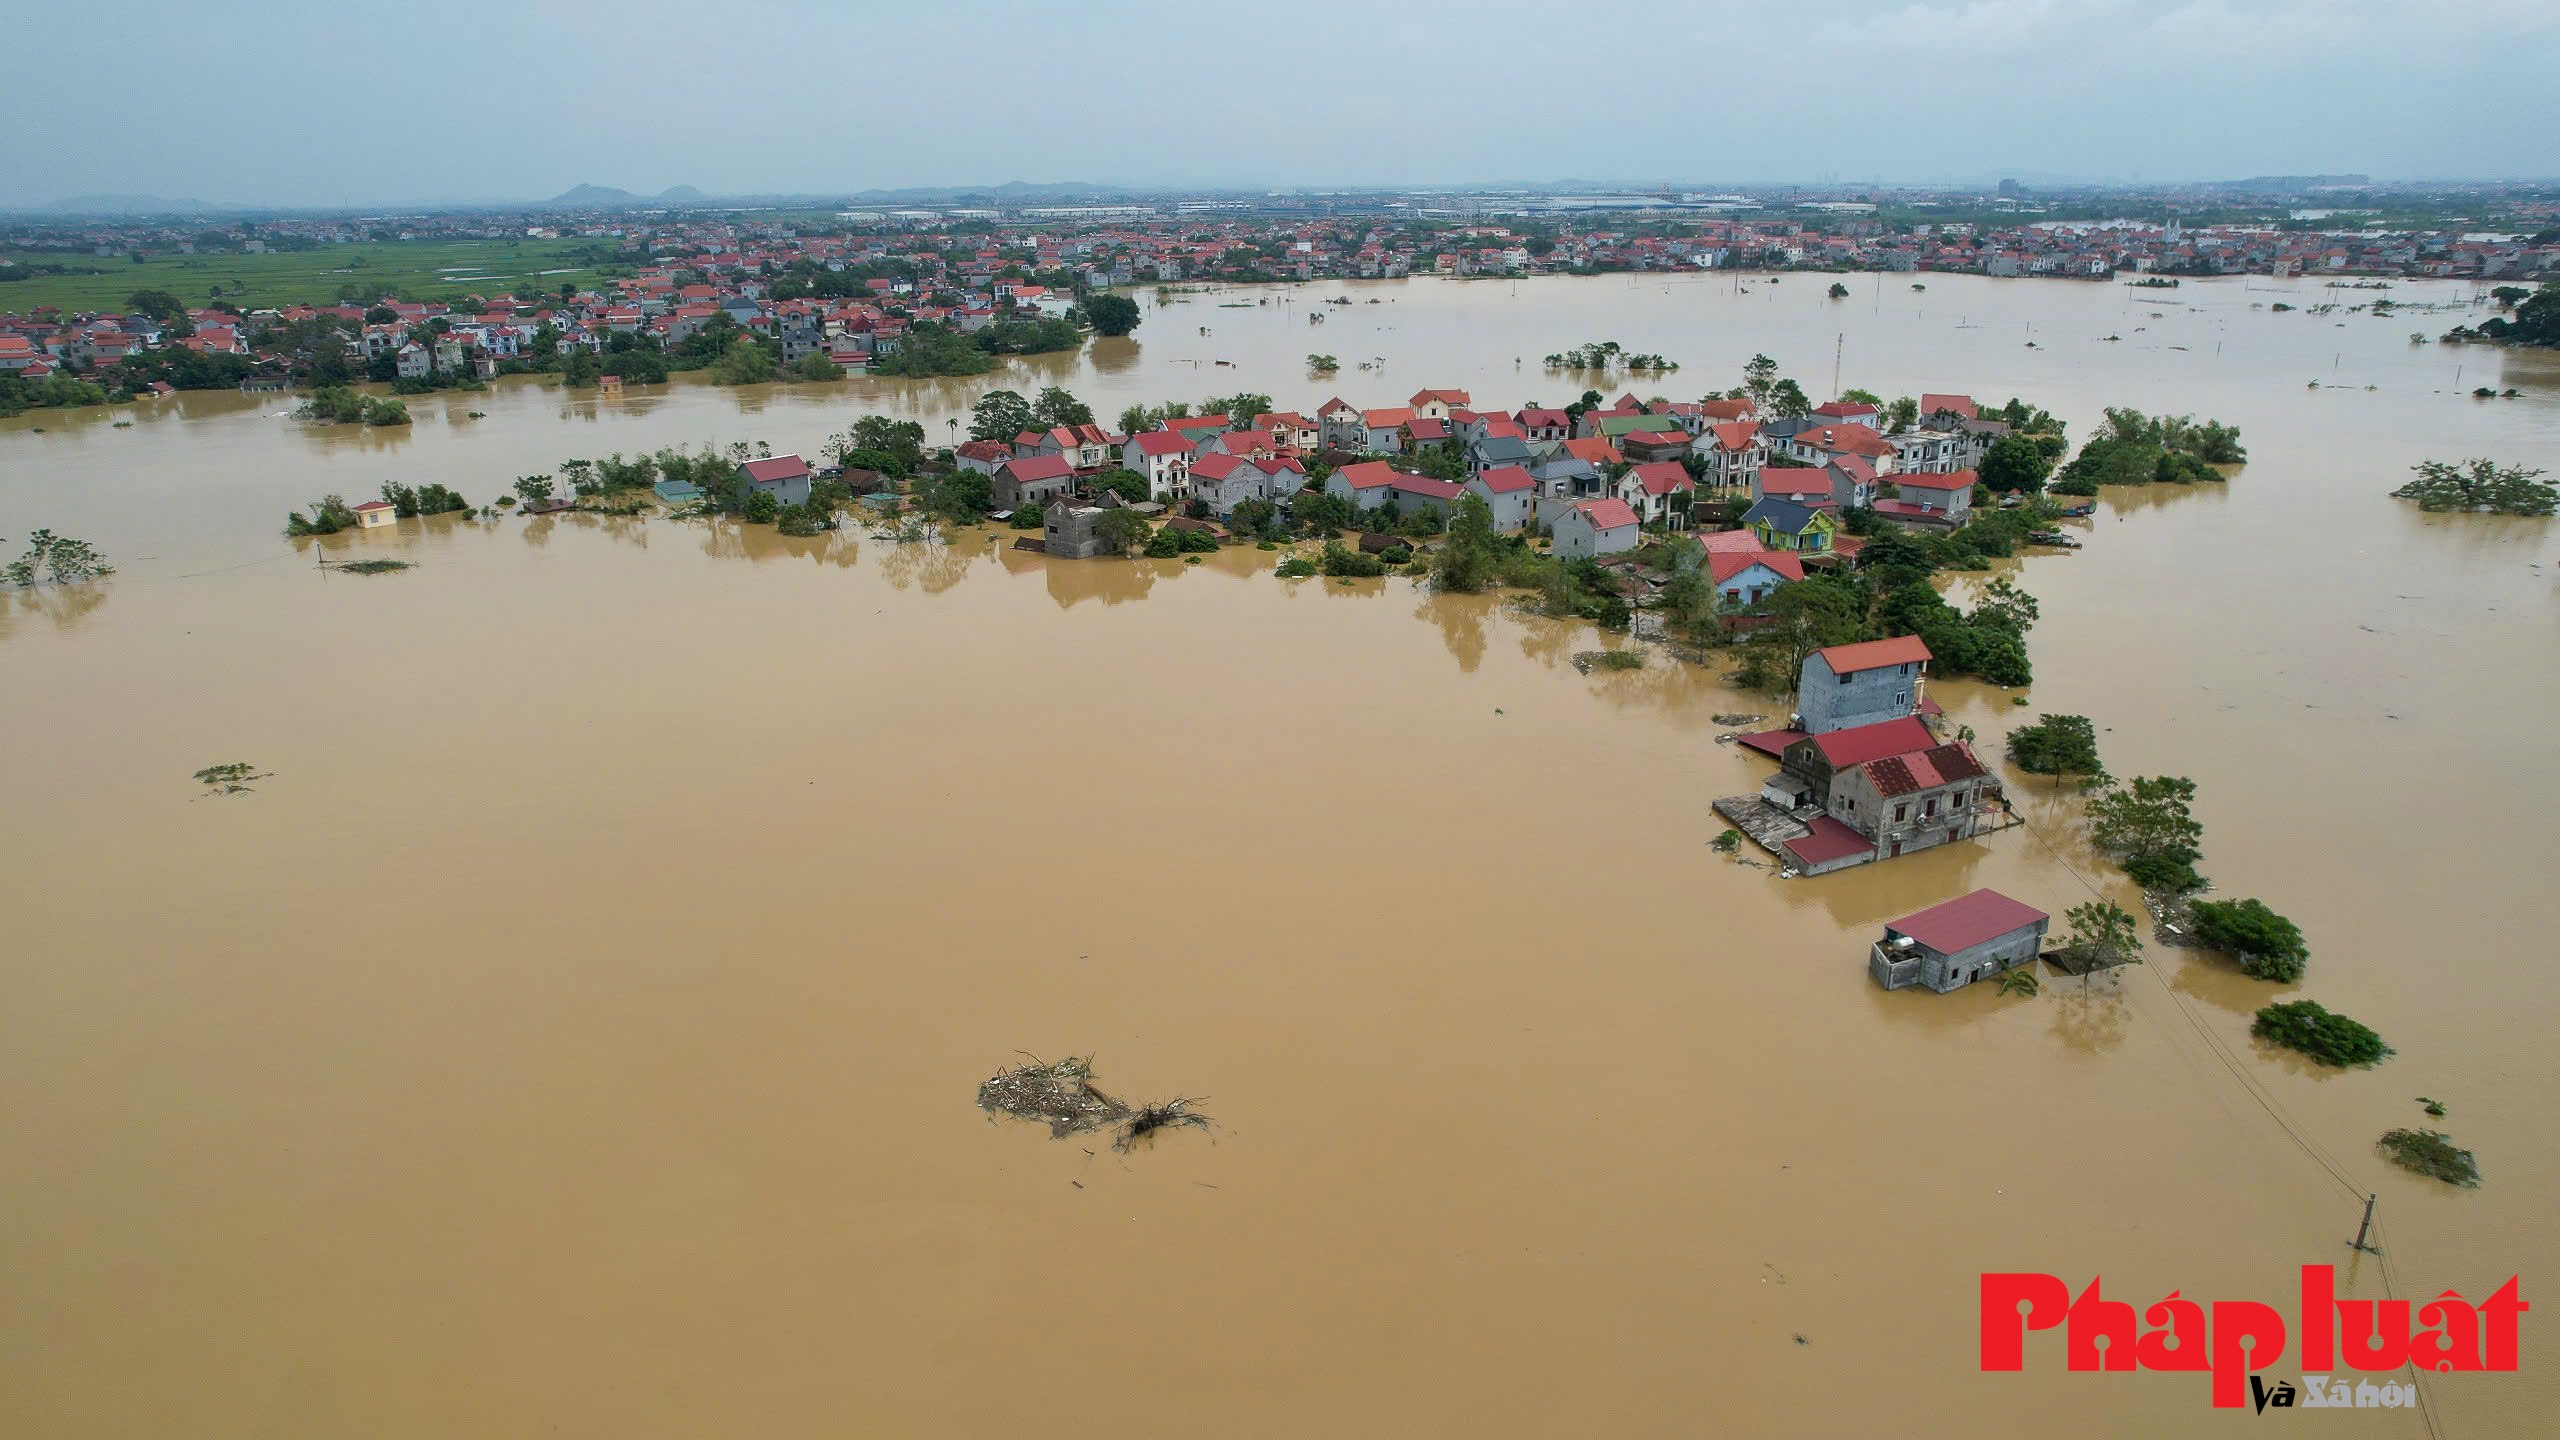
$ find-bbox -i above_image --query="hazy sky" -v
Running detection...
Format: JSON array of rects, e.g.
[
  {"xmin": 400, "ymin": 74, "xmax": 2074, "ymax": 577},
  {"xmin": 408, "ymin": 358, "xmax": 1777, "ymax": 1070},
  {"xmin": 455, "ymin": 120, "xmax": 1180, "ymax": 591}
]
[{"xmin": 7, "ymin": 0, "xmax": 2556, "ymax": 208}]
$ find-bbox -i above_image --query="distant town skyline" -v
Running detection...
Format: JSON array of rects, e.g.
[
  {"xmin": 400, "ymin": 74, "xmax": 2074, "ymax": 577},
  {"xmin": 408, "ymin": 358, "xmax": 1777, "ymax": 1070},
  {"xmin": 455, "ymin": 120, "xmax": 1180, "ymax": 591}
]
[{"xmin": 6, "ymin": 0, "xmax": 2557, "ymax": 211}]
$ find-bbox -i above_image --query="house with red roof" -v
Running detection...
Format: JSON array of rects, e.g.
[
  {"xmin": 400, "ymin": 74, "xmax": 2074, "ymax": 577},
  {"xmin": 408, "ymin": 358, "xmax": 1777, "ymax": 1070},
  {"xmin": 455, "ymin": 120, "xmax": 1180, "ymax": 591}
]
[
  {"xmin": 1808, "ymin": 399, "xmax": 1882, "ymax": 429},
  {"xmin": 1462, "ymin": 464, "xmax": 1535, "ymax": 532},
  {"xmin": 1408, "ymin": 388, "xmax": 1470, "ymax": 419},
  {"xmin": 1875, "ymin": 468, "xmax": 1976, "ymax": 526},
  {"xmin": 1828, "ymin": 741, "xmax": 1998, "ymax": 866},
  {"xmin": 1799, "ymin": 635, "xmax": 1931, "ymax": 735},
  {"xmin": 1324, "ymin": 459, "xmax": 1403, "ymax": 512},
  {"xmin": 352, "ymin": 498, "xmax": 399, "ymax": 530},
  {"xmin": 1616, "ymin": 461, "xmax": 1694, "ymax": 528},
  {"xmin": 738, "ymin": 453, "xmax": 812, "ymax": 507},
  {"xmin": 1870, "ymin": 889, "xmax": 2047, "ymax": 991},
  {"xmin": 954, "ymin": 439, "xmax": 1013, "ymax": 475},
  {"xmin": 1550, "ymin": 497, "xmax": 1640, "ymax": 559},
  {"xmin": 1754, "ymin": 466, "xmax": 1835, "ymax": 507},
  {"xmin": 1514, "ymin": 406, "xmax": 1570, "ymax": 442},
  {"xmin": 1700, "ymin": 420, "xmax": 1769, "ymax": 493},
  {"xmin": 991, "ymin": 453, "xmax": 1076, "ymax": 512},
  {"xmin": 1707, "ymin": 548, "xmax": 1804, "ymax": 608},
  {"xmin": 1121, "ymin": 429, "xmax": 1194, "ymax": 500}
]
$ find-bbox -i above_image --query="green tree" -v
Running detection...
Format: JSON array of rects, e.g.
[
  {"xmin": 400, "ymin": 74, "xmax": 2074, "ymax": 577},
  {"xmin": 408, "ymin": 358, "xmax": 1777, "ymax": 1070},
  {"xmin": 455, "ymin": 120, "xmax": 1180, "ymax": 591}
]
[
  {"xmin": 1088, "ymin": 469, "xmax": 1150, "ymax": 504},
  {"xmin": 969, "ymin": 389, "xmax": 1034, "ymax": 442},
  {"xmin": 1883, "ymin": 395, "xmax": 1918, "ymax": 433},
  {"xmin": 2189, "ymin": 899, "xmax": 2308, "ymax": 982},
  {"xmin": 1979, "ymin": 435, "xmax": 2054, "ymax": 494},
  {"xmin": 2086, "ymin": 776, "xmax": 2205, "ymax": 892},
  {"xmin": 1032, "ymin": 386, "xmax": 1093, "ymax": 428},
  {"xmin": 1738, "ymin": 576, "xmax": 1868, "ymax": 693},
  {"xmin": 789, "ymin": 352, "xmax": 839, "ymax": 381},
  {"xmin": 710, "ymin": 334, "xmax": 778, "ymax": 385},
  {"xmin": 1092, "ymin": 508, "xmax": 1151, "ymax": 555},
  {"xmin": 512, "ymin": 475, "xmax": 554, "ymax": 504},
  {"xmin": 2253, "ymin": 1001, "xmax": 2391, "ymax": 1068},
  {"xmin": 2005, "ymin": 714, "xmax": 2104, "ymax": 785},
  {"xmin": 2060, "ymin": 900, "xmax": 2142, "ymax": 969},
  {"xmin": 2391, "ymin": 458, "xmax": 2554, "ymax": 516},
  {"xmin": 1430, "ymin": 494, "xmax": 1499, "ymax": 593},
  {"xmin": 1083, "ymin": 291, "xmax": 1141, "ymax": 336}
]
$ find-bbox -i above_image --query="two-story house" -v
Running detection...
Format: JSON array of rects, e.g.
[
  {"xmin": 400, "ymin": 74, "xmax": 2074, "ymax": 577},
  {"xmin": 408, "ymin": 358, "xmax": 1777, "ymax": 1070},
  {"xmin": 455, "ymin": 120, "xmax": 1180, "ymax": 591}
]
[{"xmin": 1796, "ymin": 636, "xmax": 1931, "ymax": 736}]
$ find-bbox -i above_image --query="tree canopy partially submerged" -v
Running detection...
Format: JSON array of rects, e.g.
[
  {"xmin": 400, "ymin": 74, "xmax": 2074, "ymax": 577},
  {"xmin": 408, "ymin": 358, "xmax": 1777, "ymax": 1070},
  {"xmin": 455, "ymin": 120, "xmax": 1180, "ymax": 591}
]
[
  {"xmin": 2391, "ymin": 458, "xmax": 2555, "ymax": 516},
  {"xmin": 2379, "ymin": 1128, "xmax": 2479, "ymax": 1187},
  {"xmin": 976, "ymin": 1055, "xmax": 1211, "ymax": 1153}
]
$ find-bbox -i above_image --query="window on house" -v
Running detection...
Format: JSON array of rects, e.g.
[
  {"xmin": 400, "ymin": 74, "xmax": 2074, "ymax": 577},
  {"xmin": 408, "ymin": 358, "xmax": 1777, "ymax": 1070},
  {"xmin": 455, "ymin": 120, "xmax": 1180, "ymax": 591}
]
[
  {"xmin": 1894, "ymin": 804, "xmax": 1908, "ymax": 822},
  {"xmin": 1839, "ymin": 671, "xmax": 1854, "ymax": 685}
]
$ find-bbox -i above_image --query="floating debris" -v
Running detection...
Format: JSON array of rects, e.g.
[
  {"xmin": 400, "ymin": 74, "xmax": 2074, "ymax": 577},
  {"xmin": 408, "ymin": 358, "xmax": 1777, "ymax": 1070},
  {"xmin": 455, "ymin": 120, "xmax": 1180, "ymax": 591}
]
[
  {"xmin": 976, "ymin": 1054, "xmax": 1211, "ymax": 1153},
  {"xmin": 193, "ymin": 761, "xmax": 270, "ymax": 796},
  {"xmin": 331, "ymin": 558, "xmax": 414, "ymax": 575},
  {"xmin": 1710, "ymin": 713, "xmax": 1765, "ymax": 727}
]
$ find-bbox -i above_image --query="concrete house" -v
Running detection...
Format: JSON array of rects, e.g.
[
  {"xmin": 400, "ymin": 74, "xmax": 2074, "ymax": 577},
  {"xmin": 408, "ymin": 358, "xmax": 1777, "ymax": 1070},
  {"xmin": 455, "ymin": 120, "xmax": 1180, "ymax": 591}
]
[
  {"xmin": 352, "ymin": 499, "xmax": 398, "ymax": 530},
  {"xmin": 1700, "ymin": 421, "xmax": 1769, "ymax": 493},
  {"xmin": 1122, "ymin": 430, "xmax": 1193, "ymax": 500},
  {"xmin": 1389, "ymin": 474, "xmax": 1462, "ymax": 525},
  {"xmin": 1317, "ymin": 397, "xmax": 1365, "ymax": 451},
  {"xmin": 1408, "ymin": 388, "xmax": 1469, "ymax": 421},
  {"xmin": 1826, "ymin": 740, "xmax": 1996, "ymax": 864},
  {"xmin": 1797, "ymin": 636, "xmax": 1930, "ymax": 736},
  {"xmin": 1769, "ymin": 715, "xmax": 1936, "ymax": 809},
  {"xmin": 1549, "ymin": 497, "xmax": 1640, "ymax": 559},
  {"xmin": 954, "ymin": 439, "xmax": 1013, "ymax": 476},
  {"xmin": 739, "ymin": 454, "xmax": 812, "ymax": 508},
  {"xmin": 1041, "ymin": 498, "xmax": 1112, "ymax": 559},
  {"xmin": 1708, "ymin": 548, "xmax": 1803, "ymax": 608},
  {"xmin": 1887, "ymin": 428, "xmax": 1962, "ymax": 474},
  {"xmin": 1740, "ymin": 497, "xmax": 1838, "ymax": 554},
  {"xmin": 1870, "ymin": 889, "xmax": 2048, "ymax": 993},
  {"xmin": 1188, "ymin": 452, "xmax": 1271, "ymax": 519},
  {"xmin": 1361, "ymin": 407, "xmax": 1414, "ymax": 453},
  {"xmin": 1467, "ymin": 434, "xmax": 1536, "ymax": 477},
  {"xmin": 1325, "ymin": 459, "xmax": 1401, "ymax": 513},
  {"xmin": 990, "ymin": 453, "xmax": 1075, "ymax": 512},
  {"xmin": 1875, "ymin": 469, "xmax": 1976, "ymax": 526},
  {"xmin": 1463, "ymin": 465, "xmax": 1536, "ymax": 532},
  {"xmin": 1617, "ymin": 462, "xmax": 1694, "ymax": 528},
  {"xmin": 1754, "ymin": 466, "xmax": 1836, "ymax": 508}
]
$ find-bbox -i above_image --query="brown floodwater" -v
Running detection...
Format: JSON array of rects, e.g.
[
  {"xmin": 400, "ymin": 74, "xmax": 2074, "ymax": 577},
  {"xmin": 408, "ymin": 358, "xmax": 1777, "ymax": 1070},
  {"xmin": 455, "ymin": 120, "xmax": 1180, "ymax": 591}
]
[{"xmin": 3, "ymin": 273, "xmax": 2555, "ymax": 1437}]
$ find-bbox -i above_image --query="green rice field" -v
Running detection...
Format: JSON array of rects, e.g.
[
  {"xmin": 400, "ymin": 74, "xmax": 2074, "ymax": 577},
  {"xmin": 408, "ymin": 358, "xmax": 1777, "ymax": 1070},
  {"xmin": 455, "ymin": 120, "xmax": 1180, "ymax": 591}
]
[{"xmin": 0, "ymin": 237, "xmax": 630, "ymax": 313}]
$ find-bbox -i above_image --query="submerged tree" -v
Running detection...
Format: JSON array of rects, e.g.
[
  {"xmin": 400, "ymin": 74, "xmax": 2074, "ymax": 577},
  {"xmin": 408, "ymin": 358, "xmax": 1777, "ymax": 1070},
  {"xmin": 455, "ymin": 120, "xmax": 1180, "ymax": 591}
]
[
  {"xmin": 2188, "ymin": 898, "xmax": 2309, "ymax": 982},
  {"xmin": 2005, "ymin": 714, "xmax": 2104, "ymax": 786},
  {"xmin": 2391, "ymin": 458, "xmax": 2555, "ymax": 516},
  {"xmin": 4, "ymin": 530, "xmax": 115, "ymax": 586},
  {"xmin": 2085, "ymin": 775, "xmax": 2205, "ymax": 892},
  {"xmin": 2059, "ymin": 900, "xmax": 2142, "ymax": 970}
]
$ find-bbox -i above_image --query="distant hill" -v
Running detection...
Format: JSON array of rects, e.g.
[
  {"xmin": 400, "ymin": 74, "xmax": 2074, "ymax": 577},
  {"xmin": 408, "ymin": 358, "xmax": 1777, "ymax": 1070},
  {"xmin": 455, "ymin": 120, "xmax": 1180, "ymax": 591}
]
[{"xmin": 536, "ymin": 182, "xmax": 723, "ymax": 209}]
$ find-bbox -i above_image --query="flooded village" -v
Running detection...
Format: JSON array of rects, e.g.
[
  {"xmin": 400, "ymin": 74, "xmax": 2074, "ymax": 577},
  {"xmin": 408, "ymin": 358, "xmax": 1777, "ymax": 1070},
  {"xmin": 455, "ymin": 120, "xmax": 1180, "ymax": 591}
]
[{"xmin": 5, "ymin": 261, "xmax": 2558, "ymax": 1437}]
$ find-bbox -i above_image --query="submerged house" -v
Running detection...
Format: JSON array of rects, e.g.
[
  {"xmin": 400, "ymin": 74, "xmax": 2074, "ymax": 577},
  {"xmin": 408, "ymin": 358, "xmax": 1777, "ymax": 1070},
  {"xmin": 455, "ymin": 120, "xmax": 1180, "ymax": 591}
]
[
  {"xmin": 1549, "ymin": 497, "xmax": 1640, "ymax": 559},
  {"xmin": 1870, "ymin": 889, "xmax": 2048, "ymax": 993},
  {"xmin": 1796, "ymin": 636, "xmax": 1930, "ymax": 736},
  {"xmin": 738, "ymin": 454, "xmax": 812, "ymax": 507}
]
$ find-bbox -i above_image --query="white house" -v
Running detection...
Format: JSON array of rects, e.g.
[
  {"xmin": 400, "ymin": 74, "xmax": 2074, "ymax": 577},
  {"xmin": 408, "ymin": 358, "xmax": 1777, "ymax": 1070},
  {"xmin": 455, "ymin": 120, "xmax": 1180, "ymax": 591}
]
[{"xmin": 1549, "ymin": 497, "xmax": 1640, "ymax": 559}]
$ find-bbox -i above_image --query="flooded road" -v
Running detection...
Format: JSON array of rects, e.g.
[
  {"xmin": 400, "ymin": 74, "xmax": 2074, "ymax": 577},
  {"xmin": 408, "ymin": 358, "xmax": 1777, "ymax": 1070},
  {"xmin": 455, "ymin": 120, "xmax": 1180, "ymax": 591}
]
[{"xmin": 3, "ymin": 273, "xmax": 2555, "ymax": 1436}]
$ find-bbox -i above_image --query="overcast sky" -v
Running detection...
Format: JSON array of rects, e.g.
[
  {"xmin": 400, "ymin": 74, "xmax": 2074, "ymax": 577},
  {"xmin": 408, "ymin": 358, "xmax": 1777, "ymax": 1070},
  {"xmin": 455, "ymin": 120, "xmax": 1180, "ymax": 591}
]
[{"xmin": 7, "ymin": 0, "xmax": 2556, "ymax": 208}]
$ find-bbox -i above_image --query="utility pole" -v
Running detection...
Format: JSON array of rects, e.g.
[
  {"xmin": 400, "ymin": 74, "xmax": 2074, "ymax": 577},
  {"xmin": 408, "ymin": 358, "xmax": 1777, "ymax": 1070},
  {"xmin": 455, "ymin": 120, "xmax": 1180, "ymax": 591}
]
[
  {"xmin": 2350, "ymin": 1193, "xmax": 2381, "ymax": 1255},
  {"xmin": 1832, "ymin": 332, "xmax": 1843, "ymax": 399}
]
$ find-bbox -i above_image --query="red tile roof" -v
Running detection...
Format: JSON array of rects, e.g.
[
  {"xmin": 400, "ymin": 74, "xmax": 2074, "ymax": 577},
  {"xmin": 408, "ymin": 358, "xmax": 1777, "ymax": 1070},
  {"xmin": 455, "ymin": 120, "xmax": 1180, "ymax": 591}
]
[
  {"xmin": 351, "ymin": 499, "xmax": 396, "ymax": 512},
  {"xmin": 1783, "ymin": 815, "xmax": 1873, "ymax": 868},
  {"xmin": 1471, "ymin": 464, "xmax": 1534, "ymax": 494},
  {"xmin": 1816, "ymin": 635, "xmax": 1932, "ymax": 674},
  {"xmin": 1333, "ymin": 459, "xmax": 1400, "ymax": 490},
  {"xmin": 1129, "ymin": 430, "xmax": 1191, "ymax": 456},
  {"xmin": 1002, "ymin": 454, "xmax": 1074, "ymax": 482},
  {"xmin": 1804, "ymin": 716, "xmax": 1935, "ymax": 768},
  {"xmin": 1391, "ymin": 474, "xmax": 1463, "ymax": 501},
  {"xmin": 1627, "ymin": 461, "xmax": 1691, "ymax": 496},
  {"xmin": 1892, "ymin": 469, "xmax": 1978, "ymax": 492},
  {"xmin": 1862, "ymin": 741, "xmax": 1985, "ymax": 796},
  {"xmin": 1709, "ymin": 549, "xmax": 1805, "ymax": 584},
  {"xmin": 1919, "ymin": 393, "xmax": 1978, "ymax": 420},
  {"xmin": 1890, "ymin": 889, "xmax": 2047, "ymax": 953},
  {"xmin": 1575, "ymin": 498, "xmax": 1639, "ymax": 530},
  {"xmin": 741, "ymin": 455, "xmax": 809, "ymax": 483}
]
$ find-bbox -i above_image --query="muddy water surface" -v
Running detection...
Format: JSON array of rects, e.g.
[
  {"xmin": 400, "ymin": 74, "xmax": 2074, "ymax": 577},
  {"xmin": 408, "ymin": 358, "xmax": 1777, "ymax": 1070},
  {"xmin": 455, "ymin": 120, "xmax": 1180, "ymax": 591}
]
[{"xmin": 3, "ymin": 274, "xmax": 2556, "ymax": 1437}]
